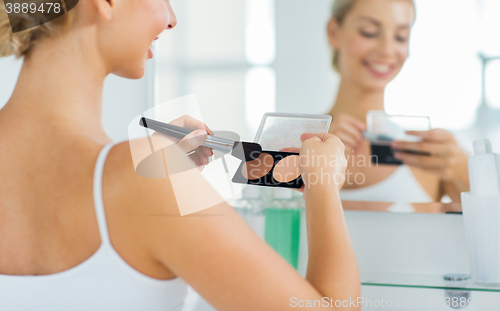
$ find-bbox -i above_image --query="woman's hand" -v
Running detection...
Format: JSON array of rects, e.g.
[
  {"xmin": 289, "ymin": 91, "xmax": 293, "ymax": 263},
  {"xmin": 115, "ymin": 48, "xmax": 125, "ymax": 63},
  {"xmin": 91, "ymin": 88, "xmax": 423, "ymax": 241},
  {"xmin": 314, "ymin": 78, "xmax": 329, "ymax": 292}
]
[
  {"xmin": 329, "ymin": 113, "xmax": 366, "ymax": 154},
  {"xmin": 151, "ymin": 115, "xmax": 214, "ymax": 169},
  {"xmin": 391, "ymin": 129, "xmax": 469, "ymax": 182},
  {"xmin": 299, "ymin": 133, "xmax": 347, "ymax": 192}
]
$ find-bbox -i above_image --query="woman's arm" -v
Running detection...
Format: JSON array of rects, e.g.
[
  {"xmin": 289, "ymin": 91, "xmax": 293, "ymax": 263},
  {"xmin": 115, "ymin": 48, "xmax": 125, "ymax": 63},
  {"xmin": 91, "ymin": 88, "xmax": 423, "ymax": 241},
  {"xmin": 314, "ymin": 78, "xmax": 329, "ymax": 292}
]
[
  {"xmin": 123, "ymin": 133, "xmax": 360, "ymax": 310},
  {"xmin": 299, "ymin": 133, "xmax": 361, "ymax": 303},
  {"xmin": 304, "ymin": 175, "xmax": 361, "ymax": 304}
]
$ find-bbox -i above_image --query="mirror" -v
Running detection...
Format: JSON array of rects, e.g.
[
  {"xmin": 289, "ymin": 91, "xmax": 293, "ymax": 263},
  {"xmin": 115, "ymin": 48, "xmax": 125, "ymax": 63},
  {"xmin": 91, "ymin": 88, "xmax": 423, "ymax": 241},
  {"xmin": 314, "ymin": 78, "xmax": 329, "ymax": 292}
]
[{"xmin": 151, "ymin": 0, "xmax": 500, "ymax": 211}]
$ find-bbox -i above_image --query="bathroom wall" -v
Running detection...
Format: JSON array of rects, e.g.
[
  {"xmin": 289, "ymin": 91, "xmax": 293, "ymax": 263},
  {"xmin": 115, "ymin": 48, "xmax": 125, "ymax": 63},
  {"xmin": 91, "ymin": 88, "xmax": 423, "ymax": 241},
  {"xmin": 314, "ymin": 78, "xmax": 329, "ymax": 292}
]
[{"xmin": 274, "ymin": 0, "xmax": 339, "ymax": 115}]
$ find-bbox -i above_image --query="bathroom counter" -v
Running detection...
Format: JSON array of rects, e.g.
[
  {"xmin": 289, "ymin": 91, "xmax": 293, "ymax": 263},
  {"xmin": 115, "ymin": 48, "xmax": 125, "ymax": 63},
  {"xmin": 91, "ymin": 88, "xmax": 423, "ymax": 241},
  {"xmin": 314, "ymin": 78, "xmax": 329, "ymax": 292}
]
[
  {"xmin": 342, "ymin": 201, "xmax": 462, "ymax": 214},
  {"xmin": 361, "ymin": 273, "xmax": 500, "ymax": 293}
]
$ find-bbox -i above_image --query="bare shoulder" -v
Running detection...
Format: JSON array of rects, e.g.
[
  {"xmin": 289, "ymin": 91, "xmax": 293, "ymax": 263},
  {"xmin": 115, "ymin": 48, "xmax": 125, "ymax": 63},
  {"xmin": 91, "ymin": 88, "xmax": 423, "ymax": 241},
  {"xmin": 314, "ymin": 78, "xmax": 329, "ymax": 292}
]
[
  {"xmin": 100, "ymin": 139, "xmax": 180, "ymax": 277},
  {"xmin": 103, "ymin": 139, "xmax": 180, "ymax": 216}
]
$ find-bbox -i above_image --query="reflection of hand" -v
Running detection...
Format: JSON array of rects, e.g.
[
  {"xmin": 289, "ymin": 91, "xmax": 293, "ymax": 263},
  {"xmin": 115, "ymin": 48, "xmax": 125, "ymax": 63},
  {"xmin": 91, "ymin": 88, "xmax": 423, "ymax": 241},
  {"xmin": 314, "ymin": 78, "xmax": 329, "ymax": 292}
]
[
  {"xmin": 329, "ymin": 113, "xmax": 366, "ymax": 154},
  {"xmin": 299, "ymin": 133, "xmax": 347, "ymax": 191},
  {"xmin": 391, "ymin": 129, "xmax": 469, "ymax": 181},
  {"xmin": 153, "ymin": 115, "xmax": 214, "ymax": 169}
]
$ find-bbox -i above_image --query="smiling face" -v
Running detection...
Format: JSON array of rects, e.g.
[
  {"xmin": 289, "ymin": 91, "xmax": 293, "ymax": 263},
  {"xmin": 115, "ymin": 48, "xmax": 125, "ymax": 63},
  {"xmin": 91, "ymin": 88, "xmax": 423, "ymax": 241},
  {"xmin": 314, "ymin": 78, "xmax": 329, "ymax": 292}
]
[
  {"xmin": 328, "ymin": 0, "xmax": 415, "ymax": 91},
  {"xmin": 97, "ymin": 0, "xmax": 177, "ymax": 79}
]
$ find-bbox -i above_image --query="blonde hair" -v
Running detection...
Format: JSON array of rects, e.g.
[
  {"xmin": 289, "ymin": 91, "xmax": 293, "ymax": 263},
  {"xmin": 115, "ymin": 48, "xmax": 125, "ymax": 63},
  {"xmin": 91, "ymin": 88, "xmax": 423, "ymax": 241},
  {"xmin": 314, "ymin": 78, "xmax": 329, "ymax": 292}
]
[
  {"xmin": 330, "ymin": 0, "xmax": 415, "ymax": 72},
  {"xmin": 0, "ymin": 0, "xmax": 74, "ymax": 58}
]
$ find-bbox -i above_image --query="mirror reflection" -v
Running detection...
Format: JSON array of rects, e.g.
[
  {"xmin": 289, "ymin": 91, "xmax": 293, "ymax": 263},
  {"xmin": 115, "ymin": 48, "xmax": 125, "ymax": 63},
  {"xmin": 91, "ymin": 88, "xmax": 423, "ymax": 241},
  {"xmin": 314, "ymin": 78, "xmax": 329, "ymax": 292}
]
[
  {"xmin": 156, "ymin": 0, "xmax": 500, "ymax": 207},
  {"xmin": 327, "ymin": 0, "xmax": 466, "ymax": 204}
]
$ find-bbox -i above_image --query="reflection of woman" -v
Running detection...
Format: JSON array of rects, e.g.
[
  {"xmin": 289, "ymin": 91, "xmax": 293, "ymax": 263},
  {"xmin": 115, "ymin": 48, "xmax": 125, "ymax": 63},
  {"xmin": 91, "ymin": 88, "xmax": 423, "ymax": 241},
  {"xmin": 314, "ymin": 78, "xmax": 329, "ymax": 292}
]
[
  {"xmin": 0, "ymin": 1, "xmax": 360, "ymax": 310},
  {"xmin": 326, "ymin": 0, "xmax": 469, "ymax": 203}
]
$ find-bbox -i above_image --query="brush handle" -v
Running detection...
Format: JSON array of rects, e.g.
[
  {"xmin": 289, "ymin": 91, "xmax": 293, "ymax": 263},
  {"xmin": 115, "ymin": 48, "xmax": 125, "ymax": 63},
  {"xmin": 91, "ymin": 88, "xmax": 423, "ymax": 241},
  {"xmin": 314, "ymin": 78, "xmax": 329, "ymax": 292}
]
[
  {"xmin": 140, "ymin": 117, "xmax": 191, "ymax": 140},
  {"xmin": 139, "ymin": 117, "xmax": 234, "ymax": 153}
]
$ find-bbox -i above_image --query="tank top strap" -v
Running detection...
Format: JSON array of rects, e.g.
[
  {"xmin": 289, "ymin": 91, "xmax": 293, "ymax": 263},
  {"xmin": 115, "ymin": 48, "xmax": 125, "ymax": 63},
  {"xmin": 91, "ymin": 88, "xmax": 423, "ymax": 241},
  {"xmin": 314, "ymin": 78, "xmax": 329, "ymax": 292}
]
[{"xmin": 93, "ymin": 142, "xmax": 119, "ymax": 245}]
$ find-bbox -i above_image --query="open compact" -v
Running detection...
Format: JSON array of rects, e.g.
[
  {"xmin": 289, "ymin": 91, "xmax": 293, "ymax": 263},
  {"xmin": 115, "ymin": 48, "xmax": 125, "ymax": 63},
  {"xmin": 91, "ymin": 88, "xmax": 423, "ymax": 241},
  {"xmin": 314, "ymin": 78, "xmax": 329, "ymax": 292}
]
[
  {"xmin": 364, "ymin": 111, "xmax": 431, "ymax": 165},
  {"xmin": 232, "ymin": 113, "xmax": 332, "ymax": 189}
]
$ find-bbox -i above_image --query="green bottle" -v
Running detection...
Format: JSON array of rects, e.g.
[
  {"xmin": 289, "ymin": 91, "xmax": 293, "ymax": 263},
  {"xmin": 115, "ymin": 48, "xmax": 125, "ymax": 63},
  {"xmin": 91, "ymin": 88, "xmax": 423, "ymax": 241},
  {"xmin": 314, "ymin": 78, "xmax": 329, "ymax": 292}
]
[{"xmin": 265, "ymin": 188, "xmax": 301, "ymax": 269}]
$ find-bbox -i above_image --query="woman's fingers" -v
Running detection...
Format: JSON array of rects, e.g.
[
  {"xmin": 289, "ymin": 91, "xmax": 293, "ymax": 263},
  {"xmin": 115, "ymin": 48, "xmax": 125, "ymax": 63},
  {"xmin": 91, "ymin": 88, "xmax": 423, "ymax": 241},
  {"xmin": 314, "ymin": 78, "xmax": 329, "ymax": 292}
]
[
  {"xmin": 335, "ymin": 113, "xmax": 367, "ymax": 131},
  {"xmin": 342, "ymin": 125, "xmax": 365, "ymax": 143},
  {"xmin": 395, "ymin": 129, "xmax": 469, "ymax": 182},
  {"xmin": 188, "ymin": 152, "xmax": 202, "ymax": 167},
  {"xmin": 300, "ymin": 133, "xmax": 346, "ymax": 150},
  {"xmin": 178, "ymin": 129, "xmax": 207, "ymax": 154},
  {"xmin": 150, "ymin": 129, "xmax": 212, "ymax": 168},
  {"xmin": 333, "ymin": 126, "xmax": 364, "ymax": 149},
  {"xmin": 349, "ymin": 118, "xmax": 367, "ymax": 132},
  {"xmin": 335, "ymin": 132, "xmax": 359, "ymax": 152},
  {"xmin": 329, "ymin": 114, "xmax": 366, "ymax": 151},
  {"xmin": 394, "ymin": 151, "xmax": 446, "ymax": 170},
  {"xmin": 339, "ymin": 116, "xmax": 366, "ymax": 140},
  {"xmin": 149, "ymin": 132, "xmax": 180, "ymax": 152},
  {"xmin": 299, "ymin": 133, "xmax": 346, "ymax": 190},
  {"xmin": 170, "ymin": 115, "xmax": 215, "ymax": 139},
  {"xmin": 300, "ymin": 132, "xmax": 326, "ymax": 141},
  {"xmin": 280, "ymin": 147, "xmax": 301, "ymax": 153},
  {"xmin": 151, "ymin": 116, "xmax": 214, "ymax": 157},
  {"xmin": 193, "ymin": 146, "xmax": 211, "ymax": 165},
  {"xmin": 199, "ymin": 148, "xmax": 211, "ymax": 165},
  {"xmin": 301, "ymin": 132, "xmax": 349, "ymax": 144},
  {"xmin": 171, "ymin": 115, "xmax": 211, "ymax": 131},
  {"xmin": 405, "ymin": 129, "xmax": 453, "ymax": 143},
  {"xmin": 188, "ymin": 150, "xmax": 210, "ymax": 168},
  {"xmin": 391, "ymin": 141, "xmax": 449, "ymax": 157},
  {"xmin": 201, "ymin": 145, "xmax": 214, "ymax": 157}
]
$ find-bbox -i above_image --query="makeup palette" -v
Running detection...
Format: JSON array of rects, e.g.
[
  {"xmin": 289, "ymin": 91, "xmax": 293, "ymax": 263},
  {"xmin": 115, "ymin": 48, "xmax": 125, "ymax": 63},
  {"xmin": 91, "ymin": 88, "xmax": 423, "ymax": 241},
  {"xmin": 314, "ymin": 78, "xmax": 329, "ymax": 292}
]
[
  {"xmin": 232, "ymin": 113, "xmax": 332, "ymax": 189},
  {"xmin": 365, "ymin": 111, "xmax": 431, "ymax": 165}
]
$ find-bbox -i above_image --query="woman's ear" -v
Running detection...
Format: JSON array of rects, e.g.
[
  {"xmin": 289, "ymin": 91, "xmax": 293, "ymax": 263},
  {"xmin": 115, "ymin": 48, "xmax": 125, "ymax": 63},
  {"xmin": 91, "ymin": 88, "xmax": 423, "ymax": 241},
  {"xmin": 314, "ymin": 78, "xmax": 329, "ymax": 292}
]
[
  {"xmin": 327, "ymin": 18, "xmax": 340, "ymax": 50},
  {"xmin": 92, "ymin": 0, "xmax": 114, "ymax": 21}
]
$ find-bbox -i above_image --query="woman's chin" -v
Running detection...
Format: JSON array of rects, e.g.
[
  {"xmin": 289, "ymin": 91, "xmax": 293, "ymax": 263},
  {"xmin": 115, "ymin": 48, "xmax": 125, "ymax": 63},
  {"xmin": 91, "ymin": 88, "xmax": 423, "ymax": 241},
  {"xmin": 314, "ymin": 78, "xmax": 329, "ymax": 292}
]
[
  {"xmin": 358, "ymin": 78, "xmax": 390, "ymax": 92},
  {"xmin": 113, "ymin": 66, "xmax": 146, "ymax": 80}
]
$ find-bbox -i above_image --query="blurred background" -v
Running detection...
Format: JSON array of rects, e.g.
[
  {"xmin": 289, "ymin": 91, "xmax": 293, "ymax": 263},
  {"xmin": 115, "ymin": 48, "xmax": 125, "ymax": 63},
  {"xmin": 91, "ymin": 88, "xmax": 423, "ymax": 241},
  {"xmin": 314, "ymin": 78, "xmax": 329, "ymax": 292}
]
[{"xmin": 2, "ymin": 0, "xmax": 500, "ymax": 145}]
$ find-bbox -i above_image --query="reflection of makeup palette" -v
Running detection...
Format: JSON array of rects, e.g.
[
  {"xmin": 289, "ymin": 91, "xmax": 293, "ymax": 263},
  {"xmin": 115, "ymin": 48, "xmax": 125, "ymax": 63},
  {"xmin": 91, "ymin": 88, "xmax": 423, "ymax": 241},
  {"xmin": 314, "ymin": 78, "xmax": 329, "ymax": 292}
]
[
  {"xmin": 365, "ymin": 111, "xmax": 431, "ymax": 165},
  {"xmin": 232, "ymin": 151, "xmax": 303, "ymax": 189}
]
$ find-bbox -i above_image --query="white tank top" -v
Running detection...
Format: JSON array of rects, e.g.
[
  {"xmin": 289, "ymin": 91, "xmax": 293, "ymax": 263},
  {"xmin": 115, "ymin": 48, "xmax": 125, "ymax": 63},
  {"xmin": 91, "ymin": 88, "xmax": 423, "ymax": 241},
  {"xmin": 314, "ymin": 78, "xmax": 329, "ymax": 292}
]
[
  {"xmin": 340, "ymin": 165, "xmax": 433, "ymax": 203},
  {"xmin": 0, "ymin": 142, "xmax": 188, "ymax": 311}
]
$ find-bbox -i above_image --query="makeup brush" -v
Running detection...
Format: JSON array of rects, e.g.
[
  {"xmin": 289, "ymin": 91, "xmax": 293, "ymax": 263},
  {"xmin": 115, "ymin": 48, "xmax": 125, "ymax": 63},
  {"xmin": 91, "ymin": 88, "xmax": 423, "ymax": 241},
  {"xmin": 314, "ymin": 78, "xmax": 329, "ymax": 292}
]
[{"xmin": 139, "ymin": 117, "xmax": 262, "ymax": 162}]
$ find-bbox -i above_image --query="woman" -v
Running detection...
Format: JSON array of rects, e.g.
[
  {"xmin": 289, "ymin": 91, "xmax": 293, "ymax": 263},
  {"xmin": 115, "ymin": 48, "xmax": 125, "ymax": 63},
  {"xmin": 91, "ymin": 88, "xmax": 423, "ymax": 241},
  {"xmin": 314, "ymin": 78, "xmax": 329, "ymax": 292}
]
[
  {"xmin": 326, "ymin": 0, "xmax": 469, "ymax": 203},
  {"xmin": 0, "ymin": 0, "xmax": 360, "ymax": 310}
]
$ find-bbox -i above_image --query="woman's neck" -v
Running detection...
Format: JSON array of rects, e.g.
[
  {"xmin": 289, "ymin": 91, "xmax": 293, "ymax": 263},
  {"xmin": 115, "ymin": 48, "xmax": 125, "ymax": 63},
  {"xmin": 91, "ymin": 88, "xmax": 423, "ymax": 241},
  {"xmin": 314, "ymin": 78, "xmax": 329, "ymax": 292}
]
[
  {"xmin": 2, "ymin": 30, "xmax": 112, "ymax": 145},
  {"xmin": 329, "ymin": 78, "xmax": 385, "ymax": 124}
]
